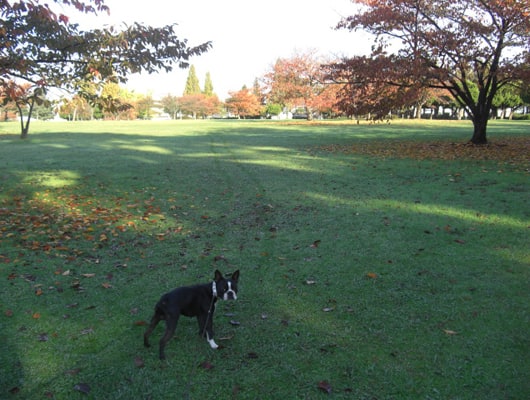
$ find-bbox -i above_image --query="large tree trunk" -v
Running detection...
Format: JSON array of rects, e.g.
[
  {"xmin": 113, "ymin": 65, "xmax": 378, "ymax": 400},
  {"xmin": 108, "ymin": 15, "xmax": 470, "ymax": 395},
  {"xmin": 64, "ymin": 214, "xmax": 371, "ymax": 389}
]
[
  {"xmin": 470, "ymin": 113, "xmax": 488, "ymax": 144},
  {"xmin": 20, "ymin": 126, "xmax": 29, "ymax": 139}
]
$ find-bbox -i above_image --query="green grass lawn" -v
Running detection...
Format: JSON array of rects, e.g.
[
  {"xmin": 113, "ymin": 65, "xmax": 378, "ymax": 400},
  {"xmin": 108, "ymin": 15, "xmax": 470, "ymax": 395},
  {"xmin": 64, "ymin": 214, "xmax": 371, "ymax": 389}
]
[{"xmin": 0, "ymin": 119, "xmax": 528, "ymax": 399}]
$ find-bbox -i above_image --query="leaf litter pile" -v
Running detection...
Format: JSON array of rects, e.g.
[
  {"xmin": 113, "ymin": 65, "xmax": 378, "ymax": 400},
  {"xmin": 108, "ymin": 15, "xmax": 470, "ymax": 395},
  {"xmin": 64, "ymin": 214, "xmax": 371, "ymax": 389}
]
[
  {"xmin": 0, "ymin": 184, "xmax": 175, "ymax": 299},
  {"xmin": 0, "ymin": 188, "xmax": 167, "ymax": 262},
  {"xmin": 0, "ymin": 184, "xmax": 178, "ymax": 395},
  {"xmin": 313, "ymin": 137, "xmax": 529, "ymax": 170}
]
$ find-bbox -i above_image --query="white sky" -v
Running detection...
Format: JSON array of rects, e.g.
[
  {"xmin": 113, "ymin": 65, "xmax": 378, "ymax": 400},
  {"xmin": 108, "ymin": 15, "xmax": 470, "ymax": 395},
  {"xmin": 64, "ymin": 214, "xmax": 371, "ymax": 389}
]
[{"xmin": 76, "ymin": 0, "xmax": 372, "ymax": 100}]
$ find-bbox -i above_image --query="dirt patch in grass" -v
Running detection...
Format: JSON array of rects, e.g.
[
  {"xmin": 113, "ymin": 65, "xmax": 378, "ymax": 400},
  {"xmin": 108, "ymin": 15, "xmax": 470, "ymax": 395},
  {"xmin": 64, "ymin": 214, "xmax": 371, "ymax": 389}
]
[{"xmin": 315, "ymin": 137, "xmax": 530, "ymax": 169}]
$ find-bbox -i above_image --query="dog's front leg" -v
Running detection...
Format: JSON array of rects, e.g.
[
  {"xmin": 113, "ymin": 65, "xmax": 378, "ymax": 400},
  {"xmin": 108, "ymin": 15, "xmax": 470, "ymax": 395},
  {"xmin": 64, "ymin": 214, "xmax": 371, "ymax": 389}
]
[{"xmin": 198, "ymin": 313, "xmax": 218, "ymax": 349}]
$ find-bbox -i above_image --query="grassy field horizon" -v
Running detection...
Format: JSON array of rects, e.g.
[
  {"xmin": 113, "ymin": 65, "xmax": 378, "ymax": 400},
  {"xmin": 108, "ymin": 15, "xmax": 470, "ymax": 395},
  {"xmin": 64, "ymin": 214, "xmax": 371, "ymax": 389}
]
[{"xmin": 1, "ymin": 119, "xmax": 528, "ymax": 399}]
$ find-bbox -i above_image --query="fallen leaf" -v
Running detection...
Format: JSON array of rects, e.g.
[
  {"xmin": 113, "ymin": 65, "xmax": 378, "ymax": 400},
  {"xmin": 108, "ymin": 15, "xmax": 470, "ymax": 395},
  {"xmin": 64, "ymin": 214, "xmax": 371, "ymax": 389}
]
[
  {"xmin": 65, "ymin": 368, "xmax": 81, "ymax": 376},
  {"xmin": 310, "ymin": 239, "xmax": 321, "ymax": 248},
  {"xmin": 82, "ymin": 273, "xmax": 95, "ymax": 278},
  {"xmin": 9, "ymin": 387, "xmax": 20, "ymax": 394},
  {"xmin": 32, "ymin": 312, "xmax": 41, "ymax": 319},
  {"xmin": 322, "ymin": 307, "xmax": 334, "ymax": 312},
  {"xmin": 366, "ymin": 272, "xmax": 378, "ymax": 279},
  {"xmin": 134, "ymin": 356, "xmax": 145, "ymax": 368},
  {"xmin": 74, "ymin": 383, "xmax": 91, "ymax": 394},
  {"xmin": 443, "ymin": 329, "xmax": 458, "ymax": 335},
  {"xmin": 22, "ymin": 274, "xmax": 36, "ymax": 282},
  {"xmin": 229, "ymin": 320, "xmax": 241, "ymax": 326},
  {"xmin": 318, "ymin": 380, "xmax": 332, "ymax": 394},
  {"xmin": 5, "ymin": 309, "xmax": 13, "ymax": 317},
  {"xmin": 200, "ymin": 361, "xmax": 214, "ymax": 370},
  {"xmin": 134, "ymin": 320, "xmax": 147, "ymax": 326},
  {"xmin": 38, "ymin": 333, "xmax": 49, "ymax": 342},
  {"xmin": 101, "ymin": 282, "xmax": 112, "ymax": 289}
]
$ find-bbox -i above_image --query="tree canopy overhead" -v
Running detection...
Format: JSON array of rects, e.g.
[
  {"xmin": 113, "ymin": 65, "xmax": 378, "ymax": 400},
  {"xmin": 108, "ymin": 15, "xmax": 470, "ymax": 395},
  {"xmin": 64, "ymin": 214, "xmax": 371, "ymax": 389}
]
[
  {"xmin": 0, "ymin": 0, "xmax": 211, "ymax": 137},
  {"xmin": 333, "ymin": 0, "xmax": 530, "ymax": 143}
]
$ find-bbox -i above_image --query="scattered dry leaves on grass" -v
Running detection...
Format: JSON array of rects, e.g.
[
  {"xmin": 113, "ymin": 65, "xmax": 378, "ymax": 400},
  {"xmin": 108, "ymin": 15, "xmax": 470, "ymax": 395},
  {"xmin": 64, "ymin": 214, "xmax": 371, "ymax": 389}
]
[{"xmin": 314, "ymin": 137, "xmax": 530, "ymax": 170}]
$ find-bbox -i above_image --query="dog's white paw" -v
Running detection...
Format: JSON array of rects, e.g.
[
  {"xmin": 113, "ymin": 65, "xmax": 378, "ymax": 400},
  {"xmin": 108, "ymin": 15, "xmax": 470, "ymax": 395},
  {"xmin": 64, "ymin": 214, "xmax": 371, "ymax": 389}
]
[{"xmin": 208, "ymin": 338, "xmax": 219, "ymax": 349}]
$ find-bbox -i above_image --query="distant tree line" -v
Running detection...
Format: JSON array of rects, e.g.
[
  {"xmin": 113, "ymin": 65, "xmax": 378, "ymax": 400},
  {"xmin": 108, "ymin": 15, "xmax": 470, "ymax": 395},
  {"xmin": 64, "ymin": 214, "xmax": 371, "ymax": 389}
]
[{"xmin": 1, "ymin": 0, "xmax": 528, "ymax": 143}]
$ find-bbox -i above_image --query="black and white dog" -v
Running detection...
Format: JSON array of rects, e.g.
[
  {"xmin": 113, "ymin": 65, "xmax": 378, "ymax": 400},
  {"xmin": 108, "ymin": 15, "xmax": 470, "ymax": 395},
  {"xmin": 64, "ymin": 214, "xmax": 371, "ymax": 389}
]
[{"xmin": 144, "ymin": 270, "xmax": 239, "ymax": 359}]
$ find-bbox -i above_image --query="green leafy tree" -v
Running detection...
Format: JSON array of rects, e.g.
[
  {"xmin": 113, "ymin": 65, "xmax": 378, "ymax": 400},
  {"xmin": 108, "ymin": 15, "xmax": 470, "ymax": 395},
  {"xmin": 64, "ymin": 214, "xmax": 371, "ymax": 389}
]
[
  {"xmin": 183, "ymin": 65, "xmax": 201, "ymax": 95},
  {"xmin": 1, "ymin": 0, "xmax": 211, "ymax": 138},
  {"xmin": 60, "ymin": 95, "xmax": 93, "ymax": 120},
  {"xmin": 203, "ymin": 72, "xmax": 214, "ymax": 96},
  {"xmin": 334, "ymin": 0, "xmax": 530, "ymax": 144},
  {"xmin": 265, "ymin": 103, "xmax": 282, "ymax": 118},
  {"xmin": 492, "ymin": 84, "xmax": 523, "ymax": 119},
  {"xmin": 99, "ymin": 82, "xmax": 136, "ymax": 120},
  {"xmin": 136, "ymin": 95, "xmax": 155, "ymax": 120},
  {"xmin": 161, "ymin": 95, "xmax": 181, "ymax": 119},
  {"xmin": 521, "ymin": 83, "xmax": 530, "ymax": 113}
]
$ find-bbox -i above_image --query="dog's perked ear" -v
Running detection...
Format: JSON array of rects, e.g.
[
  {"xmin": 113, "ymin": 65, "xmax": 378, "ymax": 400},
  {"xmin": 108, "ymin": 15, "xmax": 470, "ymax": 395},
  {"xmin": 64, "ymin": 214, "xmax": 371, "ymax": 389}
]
[
  {"xmin": 231, "ymin": 270, "xmax": 240, "ymax": 282},
  {"xmin": 214, "ymin": 269, "xmax": 223, "ymax": 282}
]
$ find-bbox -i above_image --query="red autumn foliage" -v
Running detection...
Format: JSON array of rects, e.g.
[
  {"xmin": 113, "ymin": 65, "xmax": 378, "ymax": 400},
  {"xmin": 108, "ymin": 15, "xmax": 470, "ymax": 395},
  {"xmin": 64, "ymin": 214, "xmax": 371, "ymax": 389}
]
[
  {"xmin": 331, "ymin": 0, "xmax": 530, "ymax": 143},
  {"xmin": 263, "ymin": 51, "xmax": 340, "ymax": 119},
  {"xmin": 225, "ymin": 88, "xmax": 262, "ymax": 118}
]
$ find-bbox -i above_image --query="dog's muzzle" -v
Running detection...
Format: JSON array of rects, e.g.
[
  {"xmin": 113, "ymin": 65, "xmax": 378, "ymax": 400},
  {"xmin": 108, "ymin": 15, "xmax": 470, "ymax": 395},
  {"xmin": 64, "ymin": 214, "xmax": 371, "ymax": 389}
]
[{"xmin": 224, "ymin": 290, "xmax": 237, "ymax": 301}]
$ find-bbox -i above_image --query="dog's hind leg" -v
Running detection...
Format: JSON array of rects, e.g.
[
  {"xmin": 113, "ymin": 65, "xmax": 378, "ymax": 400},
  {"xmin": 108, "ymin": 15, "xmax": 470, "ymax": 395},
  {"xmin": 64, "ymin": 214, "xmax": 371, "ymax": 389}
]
[
  {"xmin": 144, "ymin": 310, "xmax": 162, "ymax": 348},
  {"xmin": 159, "ymin": 313, "xmax": 179, "ymax": 360}
]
